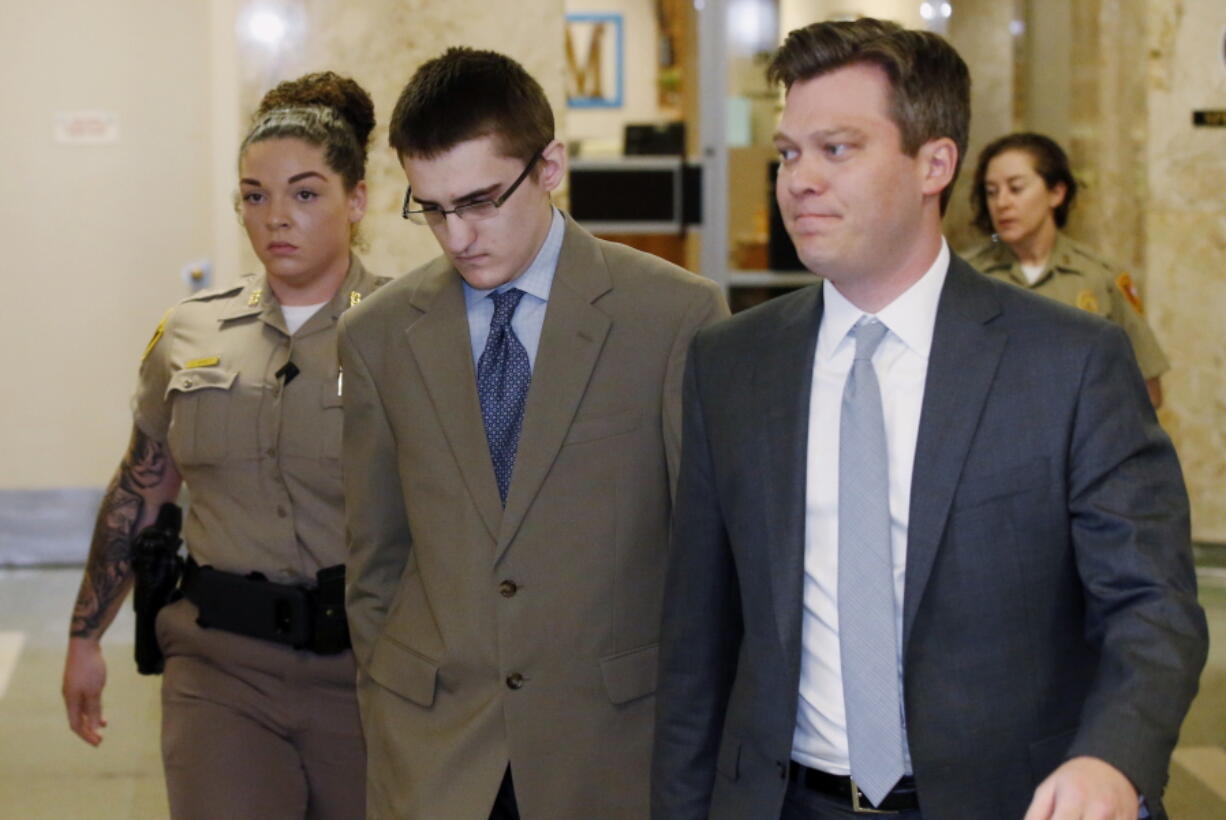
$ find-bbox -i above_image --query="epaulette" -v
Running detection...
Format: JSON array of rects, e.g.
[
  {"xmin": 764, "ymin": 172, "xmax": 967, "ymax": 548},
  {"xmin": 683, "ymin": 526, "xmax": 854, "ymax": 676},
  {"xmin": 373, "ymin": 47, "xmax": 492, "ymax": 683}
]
[
  {"xmin": 1064, "ymin": 241, "xmax": 1116, "ymax": 273},
  {"xmin": 1069, "ymin": 242, "xmax": 1118, "ymax": 272},
  {"xmin": 182, "ymin": 278, "xmax": 249, "ymax": 303}
]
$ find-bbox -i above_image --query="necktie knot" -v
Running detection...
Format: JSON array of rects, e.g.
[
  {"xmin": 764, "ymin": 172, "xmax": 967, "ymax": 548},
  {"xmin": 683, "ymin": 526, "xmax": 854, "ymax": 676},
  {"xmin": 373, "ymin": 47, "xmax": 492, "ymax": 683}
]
[
  {"xmin": 490, "ymin": 288, "xmax": 525, "ymax": 331},
  {"xmin": 852, "ymin": 318, "xmax": 888, "ymax": 361}
]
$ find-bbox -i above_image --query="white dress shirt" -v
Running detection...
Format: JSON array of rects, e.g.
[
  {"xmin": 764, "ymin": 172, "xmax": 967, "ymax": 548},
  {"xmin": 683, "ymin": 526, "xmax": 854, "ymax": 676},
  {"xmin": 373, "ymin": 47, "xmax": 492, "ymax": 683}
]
[{"xmin": 791, "ymin": 239, "xmax": 950, "ymax": 774}]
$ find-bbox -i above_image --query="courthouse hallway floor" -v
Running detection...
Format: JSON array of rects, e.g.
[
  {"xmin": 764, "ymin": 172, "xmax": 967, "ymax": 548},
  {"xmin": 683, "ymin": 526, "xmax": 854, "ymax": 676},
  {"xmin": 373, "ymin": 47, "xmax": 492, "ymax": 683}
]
[{"xmin": 0, "ymin": 566, "xmax": 1224, "ymax": 818}]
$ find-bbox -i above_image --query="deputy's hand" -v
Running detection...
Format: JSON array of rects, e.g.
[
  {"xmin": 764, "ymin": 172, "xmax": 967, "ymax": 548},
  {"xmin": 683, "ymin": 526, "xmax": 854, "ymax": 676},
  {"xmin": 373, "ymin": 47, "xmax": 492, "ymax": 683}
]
[
  {"xmin": 1023, "ymin": 756, "xmax": 1139, "ymax": 820},
  {"xmin": 63, "ymin": 637, "xmax": 108, "ymax": 746}
]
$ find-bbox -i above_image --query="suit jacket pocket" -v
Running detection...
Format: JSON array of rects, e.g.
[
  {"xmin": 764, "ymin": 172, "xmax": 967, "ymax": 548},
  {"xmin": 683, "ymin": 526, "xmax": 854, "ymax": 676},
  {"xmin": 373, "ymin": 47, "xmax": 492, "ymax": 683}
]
[
  {"xmin": 954, "ymin": 456, "xmax": 1049, "ymax": 510},
  {"xmin": 1028, "ymin": 728, "xmax": 1076, "ymax": 784},
  {"xmin": 599, "ymin": 642, "xmax": 657, "ymax": 704},
  {"xmin": 565, "ymin": 408, "xmax": 640, "ymax": 446},
  {"xmin": 367, "ymin": 632, "xmax": 439, "ymax": 708}
]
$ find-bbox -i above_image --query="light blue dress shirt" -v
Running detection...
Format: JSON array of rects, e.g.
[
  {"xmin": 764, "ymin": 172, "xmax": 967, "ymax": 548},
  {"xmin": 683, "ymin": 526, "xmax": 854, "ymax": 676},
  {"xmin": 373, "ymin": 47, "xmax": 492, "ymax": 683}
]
[{"xmin": 463, "ymin": 207, "xmax": 565, "ymax": 371}]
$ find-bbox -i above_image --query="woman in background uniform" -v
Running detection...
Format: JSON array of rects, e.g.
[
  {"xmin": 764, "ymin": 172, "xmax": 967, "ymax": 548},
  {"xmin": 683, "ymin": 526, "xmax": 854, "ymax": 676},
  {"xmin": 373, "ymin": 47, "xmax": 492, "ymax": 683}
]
[
  {"xmin": 965, "ymin": 132, "xmax": 1168, "ymax": 407},
  {"xmin": 62, "ymin": 71, "xmax": 385, "ymax": 819}
]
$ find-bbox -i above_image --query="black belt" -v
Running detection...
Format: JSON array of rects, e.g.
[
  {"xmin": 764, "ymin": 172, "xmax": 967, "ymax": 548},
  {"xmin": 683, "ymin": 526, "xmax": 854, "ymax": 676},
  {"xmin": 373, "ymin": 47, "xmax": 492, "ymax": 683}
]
[
  {"xmin": 181, "ymin": 558, "xmax": 350, "ymax": 654},
  {"xmin": 788, "ymin": 762, "xmax": 919, "ymax": 814}
]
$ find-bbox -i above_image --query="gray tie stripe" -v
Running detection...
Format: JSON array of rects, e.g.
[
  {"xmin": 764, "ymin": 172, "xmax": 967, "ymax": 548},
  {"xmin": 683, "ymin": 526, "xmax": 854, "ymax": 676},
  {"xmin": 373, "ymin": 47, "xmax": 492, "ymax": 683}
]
[{"xmin": 837, "ymin": 318, "xmax": 906, "ymax": 807}]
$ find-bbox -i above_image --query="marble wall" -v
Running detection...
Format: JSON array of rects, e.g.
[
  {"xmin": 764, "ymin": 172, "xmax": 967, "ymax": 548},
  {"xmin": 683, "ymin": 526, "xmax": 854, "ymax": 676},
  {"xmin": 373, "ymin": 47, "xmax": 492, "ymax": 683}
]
[
  {"xmin": 1065, "ymin": 0, "xmax": 1149, "ymax": 271},
  {"xmin": 944, "ymin": 0, "xmax": 1021, "ymax": 253},
  {"xmin": 229, "ymin": 0, "xmax": 568, "ymax": 281},
  {"xmin": 1144, "ymin": 0, "xmax": 1226, "ymax": 542}
]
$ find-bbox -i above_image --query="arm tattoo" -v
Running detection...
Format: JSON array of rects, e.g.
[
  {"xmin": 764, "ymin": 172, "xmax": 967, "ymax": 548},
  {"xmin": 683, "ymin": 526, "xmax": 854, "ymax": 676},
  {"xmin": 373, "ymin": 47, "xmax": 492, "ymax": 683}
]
[{"xmin": 70, "ymin": 429, "xmax": 172, "ymax": 638}]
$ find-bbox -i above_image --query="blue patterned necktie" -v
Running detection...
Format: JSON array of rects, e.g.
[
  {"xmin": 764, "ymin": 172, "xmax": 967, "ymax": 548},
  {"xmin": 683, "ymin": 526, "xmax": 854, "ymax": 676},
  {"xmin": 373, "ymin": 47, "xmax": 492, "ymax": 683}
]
[
  {"xmin": 838, "ymin": 318, "xmax": 906, "ymax": 807},
  {"xmin": 477, "ymin": 288, "xmax": 531, "ymax": 505}
]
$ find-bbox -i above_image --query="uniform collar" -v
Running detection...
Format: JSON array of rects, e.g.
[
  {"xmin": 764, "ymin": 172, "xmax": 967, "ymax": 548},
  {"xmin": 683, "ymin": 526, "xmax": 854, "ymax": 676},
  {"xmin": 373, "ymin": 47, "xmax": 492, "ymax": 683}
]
[
  {"xmin": 218, "ymin": 254, "xmax": 380, "ymax": 329},
  {"xmin": 1046, "ymin": 231, "xmax": 1081, "ymax": 274},
  {"xmin": 979, "ymin": 232, "xmax": 1078, "ymax": 288},
  {"xmin": 323, "ymin": 254, "xmax": 382, "ymax": 318},
  {"xmin": 219, "ymin": 275, "xmax": 270, "ymax": 323}
]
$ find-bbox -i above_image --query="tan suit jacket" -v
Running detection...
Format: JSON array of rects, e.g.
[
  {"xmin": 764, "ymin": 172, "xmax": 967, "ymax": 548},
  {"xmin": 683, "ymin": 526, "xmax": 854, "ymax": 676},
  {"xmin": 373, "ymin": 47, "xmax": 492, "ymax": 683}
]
[{"xmin": 339, "ymin": 217, "xmax": 727, "ymax": 819}]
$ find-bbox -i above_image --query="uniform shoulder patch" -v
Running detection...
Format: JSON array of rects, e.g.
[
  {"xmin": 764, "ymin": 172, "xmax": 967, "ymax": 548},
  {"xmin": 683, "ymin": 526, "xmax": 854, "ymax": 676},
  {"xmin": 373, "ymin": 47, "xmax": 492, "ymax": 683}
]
[
  {"xmin": 1115, "ymin": 272, "xmax": 1145, "ymax": 315},
  {"xmin": 142, "ymin": 309, "xmax": 172, "ymax": 361}
]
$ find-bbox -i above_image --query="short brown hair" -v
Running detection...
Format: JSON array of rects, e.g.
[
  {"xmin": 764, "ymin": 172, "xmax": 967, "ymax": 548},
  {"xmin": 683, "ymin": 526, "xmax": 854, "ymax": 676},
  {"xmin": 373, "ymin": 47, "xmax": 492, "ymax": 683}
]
[
  {"xmin": 241, "ymin": 71, "xmax": 375, "ymax": 191},
  {"xmin": 970, "ymin": 132, "xmax": 1078, "ymax": 234},
  {"xmin": 389, "ymin": 47, "xmax": 554, "ymax": 164},
  {"xmin": 768, "ymin": 18, "xmax": 970, "ymax": 212}
]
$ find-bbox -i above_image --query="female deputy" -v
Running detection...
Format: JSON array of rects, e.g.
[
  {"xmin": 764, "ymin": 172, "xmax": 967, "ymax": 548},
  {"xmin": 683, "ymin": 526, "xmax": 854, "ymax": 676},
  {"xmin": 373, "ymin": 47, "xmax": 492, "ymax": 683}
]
[
  {"xmin": 62, "ymin": 71, "xmax": 384, "ymax": 818},
  {"xmin": 965, "ymin": 132, "xmax": 1168, "ymax": 407}
]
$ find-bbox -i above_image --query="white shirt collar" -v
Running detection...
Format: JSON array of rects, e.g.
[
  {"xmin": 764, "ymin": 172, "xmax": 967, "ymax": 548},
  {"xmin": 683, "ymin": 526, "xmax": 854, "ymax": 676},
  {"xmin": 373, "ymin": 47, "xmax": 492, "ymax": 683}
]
[{"xmin": 817, "ymin": 237, "xmax": 950, "ymax": 362}]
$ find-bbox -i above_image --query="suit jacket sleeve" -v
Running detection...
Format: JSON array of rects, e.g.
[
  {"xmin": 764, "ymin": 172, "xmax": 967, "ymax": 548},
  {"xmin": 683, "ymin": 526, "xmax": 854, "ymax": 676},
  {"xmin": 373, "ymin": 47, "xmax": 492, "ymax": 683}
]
[
  {"xmin": 652, "ymin": 331, "xmax": 743, "ymax": 819},
  {"xmin": 662, "ymin": 282, "xmax": 730, "ymax": 499},
  {"xmin": 339, "ymin": 313, "xmax": 414, "ymax": 668},
  {"xmin": 1062, "ymin": 321, "xmax": 1207, "ymax": 800}
]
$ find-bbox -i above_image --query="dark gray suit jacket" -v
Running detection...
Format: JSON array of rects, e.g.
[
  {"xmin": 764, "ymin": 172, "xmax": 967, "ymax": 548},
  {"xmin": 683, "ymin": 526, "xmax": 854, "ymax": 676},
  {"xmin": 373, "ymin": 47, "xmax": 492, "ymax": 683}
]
[{"xmin": 652, "ymin": 255, "xmax": 1207, "ymax": 819}]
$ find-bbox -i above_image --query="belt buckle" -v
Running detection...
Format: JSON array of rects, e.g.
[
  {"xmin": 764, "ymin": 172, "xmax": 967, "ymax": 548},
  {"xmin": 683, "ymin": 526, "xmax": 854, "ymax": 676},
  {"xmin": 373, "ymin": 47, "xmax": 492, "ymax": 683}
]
[{"xmin": 850, "ymin": 779, "xmax": 895, "ymax": 814}]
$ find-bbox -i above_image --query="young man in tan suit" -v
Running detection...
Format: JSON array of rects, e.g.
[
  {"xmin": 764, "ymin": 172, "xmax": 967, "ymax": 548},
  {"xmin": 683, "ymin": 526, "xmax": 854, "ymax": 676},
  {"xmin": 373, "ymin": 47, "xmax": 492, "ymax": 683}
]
[{"xmin": 339, "ymin": 48, "xmax": 727, "ymax": 819}]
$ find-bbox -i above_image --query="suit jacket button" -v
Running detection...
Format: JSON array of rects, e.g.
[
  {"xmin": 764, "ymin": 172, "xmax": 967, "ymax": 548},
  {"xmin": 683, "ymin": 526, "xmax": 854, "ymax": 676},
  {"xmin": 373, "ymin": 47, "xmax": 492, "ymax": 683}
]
[
  {"xmin": 499, "ymin": 580, "xmax": 518, "ymax": 598},
  {"xmin": 506, "ymin": 673, "xmax": 525, "ymax": 690}
]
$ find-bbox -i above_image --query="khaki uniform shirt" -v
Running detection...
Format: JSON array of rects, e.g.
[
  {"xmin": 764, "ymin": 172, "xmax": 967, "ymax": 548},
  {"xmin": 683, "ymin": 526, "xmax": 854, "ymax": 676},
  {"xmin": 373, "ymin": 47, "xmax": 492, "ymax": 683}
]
[
  {"xmin": 134, "ymin": 256, "xmax": 388, "ymax": 585},
  {"xmin": 965, "ymin": 233, "xmax": 1169, "ymax": 380}
]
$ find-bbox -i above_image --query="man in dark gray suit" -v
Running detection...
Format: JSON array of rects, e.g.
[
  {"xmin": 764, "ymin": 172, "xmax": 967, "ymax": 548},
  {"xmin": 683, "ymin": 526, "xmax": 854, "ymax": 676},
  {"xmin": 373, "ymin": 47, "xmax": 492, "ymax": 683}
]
[{"xmin": 652, "ymin": 18, "xmax": 1207, "ymax": 820}]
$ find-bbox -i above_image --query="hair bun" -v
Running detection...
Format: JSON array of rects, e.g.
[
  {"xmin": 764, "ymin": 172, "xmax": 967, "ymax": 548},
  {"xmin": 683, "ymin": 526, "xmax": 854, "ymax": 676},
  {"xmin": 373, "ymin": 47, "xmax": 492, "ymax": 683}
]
[{"xmin": 255, "ymin": 71, "xmax": 375, "ymax": 147}]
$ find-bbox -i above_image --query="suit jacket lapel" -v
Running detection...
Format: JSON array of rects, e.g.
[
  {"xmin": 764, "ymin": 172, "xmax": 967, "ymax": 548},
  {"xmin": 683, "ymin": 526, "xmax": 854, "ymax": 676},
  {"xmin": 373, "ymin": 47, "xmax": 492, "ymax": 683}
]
[
  {"xmin": 903, "ymin": 257, "xmax": 1006, "ymax": 649},
  {"xmin": 758, "ymin": 285, "xmax": 824, "ymax": 654},
  {"xmin": 405, "ymin": 258, "xmax": 504, "ymax": 542},
  {"xmin": 494, "ymin": 218, "xmax": 612, "ymax": 563}
]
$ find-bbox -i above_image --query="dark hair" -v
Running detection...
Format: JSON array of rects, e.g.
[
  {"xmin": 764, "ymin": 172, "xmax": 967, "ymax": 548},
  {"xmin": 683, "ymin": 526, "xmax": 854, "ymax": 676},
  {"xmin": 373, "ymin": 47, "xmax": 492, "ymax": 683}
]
[
  {"xmin": 240, "ymin": 71, "xmax": 375, "ymax": 190},
  {"xmin": 970, "ymin": 132, "xmax": 1078, "ymax": 234},
  {"xmin": 768, "ymin": 18, "xmax": 970, "ymax": 213},
  {"xmin": 388, "ymin": 47, "xmax": 554, "ymax": 163}
]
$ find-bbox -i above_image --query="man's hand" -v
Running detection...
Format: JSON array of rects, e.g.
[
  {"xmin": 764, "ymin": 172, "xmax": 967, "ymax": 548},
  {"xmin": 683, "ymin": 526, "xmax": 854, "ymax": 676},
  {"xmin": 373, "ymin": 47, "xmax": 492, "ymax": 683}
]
[
  {"xmin": 1023, "ymin": 756, "xmax": 1139, "ymax": 820},
  {"xmin": 63, "ymin": 637, "xmax": 108, "ymax": 746}
]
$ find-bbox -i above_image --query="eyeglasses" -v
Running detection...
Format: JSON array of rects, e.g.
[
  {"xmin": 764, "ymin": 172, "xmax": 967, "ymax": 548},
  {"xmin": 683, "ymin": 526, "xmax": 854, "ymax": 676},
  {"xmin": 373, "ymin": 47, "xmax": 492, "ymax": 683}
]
[{"xmin": 402, "ymin": 151, "xmax": 543, "ymax": 226}]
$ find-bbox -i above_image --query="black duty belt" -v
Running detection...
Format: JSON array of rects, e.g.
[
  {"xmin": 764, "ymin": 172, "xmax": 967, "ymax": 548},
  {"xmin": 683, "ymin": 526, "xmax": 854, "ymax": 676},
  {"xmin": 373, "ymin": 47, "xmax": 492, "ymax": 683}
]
[
  {"xmin": 181, "ymin": 558, "xmax": 350, "ymax": 654},
  {"xmin": 788, "ymin": 762, "xmax": 919, "ymax": 814}
]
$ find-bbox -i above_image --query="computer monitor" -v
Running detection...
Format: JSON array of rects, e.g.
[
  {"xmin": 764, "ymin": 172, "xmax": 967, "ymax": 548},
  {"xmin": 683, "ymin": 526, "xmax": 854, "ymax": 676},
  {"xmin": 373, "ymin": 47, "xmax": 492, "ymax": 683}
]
[{"xmin": 568, "ymin": 157, "xmax": 701, "ymax": 234}]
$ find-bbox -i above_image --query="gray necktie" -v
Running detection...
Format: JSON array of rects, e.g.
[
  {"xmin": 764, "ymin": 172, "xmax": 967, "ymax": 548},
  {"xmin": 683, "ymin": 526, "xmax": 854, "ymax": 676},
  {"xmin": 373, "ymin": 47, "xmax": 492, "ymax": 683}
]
[{"xmin": 838, "ymin": 318, "xmax": 905, "ymax": 807}]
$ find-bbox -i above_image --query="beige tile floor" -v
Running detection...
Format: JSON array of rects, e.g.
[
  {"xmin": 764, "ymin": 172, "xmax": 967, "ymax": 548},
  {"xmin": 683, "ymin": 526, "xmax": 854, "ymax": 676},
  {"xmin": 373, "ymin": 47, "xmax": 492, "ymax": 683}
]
[{"xmin": 1, "ymin": 567, "xmax": 1223, "ymax": 818}]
